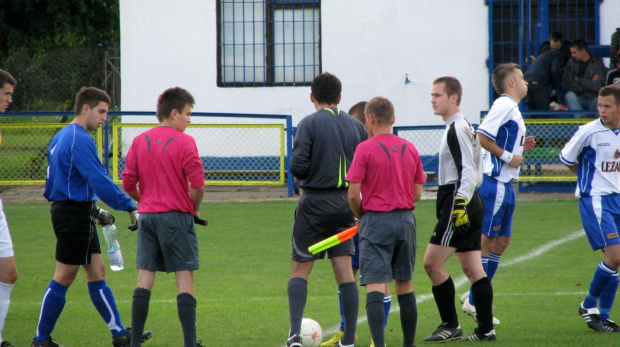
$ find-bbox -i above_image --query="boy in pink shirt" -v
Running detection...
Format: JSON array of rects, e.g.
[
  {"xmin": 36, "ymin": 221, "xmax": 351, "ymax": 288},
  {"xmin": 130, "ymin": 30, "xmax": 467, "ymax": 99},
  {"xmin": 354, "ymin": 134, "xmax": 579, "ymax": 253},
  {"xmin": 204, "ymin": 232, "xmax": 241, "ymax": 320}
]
[
  {"xmin": 122, "ymin": 87, "xmax": 205, "ymax": 347},
  {"xmin": 346, "ymin": 96, "xmax": 426, "ymax": 347}
]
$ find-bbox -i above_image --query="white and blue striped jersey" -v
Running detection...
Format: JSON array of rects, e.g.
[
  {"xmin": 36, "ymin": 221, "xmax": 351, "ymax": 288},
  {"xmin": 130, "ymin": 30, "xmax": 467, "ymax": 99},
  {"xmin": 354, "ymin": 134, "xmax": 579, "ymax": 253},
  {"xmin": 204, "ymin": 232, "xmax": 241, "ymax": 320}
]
[
  {"xmin": 476, "ymin": 95, "xmax": 527, "ymax": 183},
  {"xmin": 438, "ymin": 112, "xmax": 483, "ymax": 201},
  {"xmin": 559, "ymin": 119, "xmax": 620, "ymax": 197}
]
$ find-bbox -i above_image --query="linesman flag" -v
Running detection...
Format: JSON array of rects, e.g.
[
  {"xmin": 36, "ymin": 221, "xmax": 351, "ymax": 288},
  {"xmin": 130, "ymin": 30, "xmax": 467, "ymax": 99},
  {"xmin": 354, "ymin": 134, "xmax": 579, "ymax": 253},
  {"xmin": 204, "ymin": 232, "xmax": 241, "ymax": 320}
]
[{"xmin": 308, "ymin": 225, "xmax": 358, "ymax": 254}]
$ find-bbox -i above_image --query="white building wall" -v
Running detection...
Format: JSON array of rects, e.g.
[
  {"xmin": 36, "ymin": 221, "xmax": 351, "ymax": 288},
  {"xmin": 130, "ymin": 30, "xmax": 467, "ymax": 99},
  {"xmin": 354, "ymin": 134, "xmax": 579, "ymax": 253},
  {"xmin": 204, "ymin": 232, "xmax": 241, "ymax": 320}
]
[{"xmin": 120, "ymin": 0, "xmax": 620, "ymax": 127}]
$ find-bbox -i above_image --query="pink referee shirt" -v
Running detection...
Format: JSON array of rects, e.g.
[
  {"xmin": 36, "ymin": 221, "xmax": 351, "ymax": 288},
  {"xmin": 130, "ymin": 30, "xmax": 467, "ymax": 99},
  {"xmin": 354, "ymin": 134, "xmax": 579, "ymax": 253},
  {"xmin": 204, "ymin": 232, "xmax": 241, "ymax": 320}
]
[
  {"xmin": 346, "ymin": 134, "xmax": 426, "ymax": 212},
  {"xmin": 122, "ymin": 126, "xmax": 204, "ymax": 214}
]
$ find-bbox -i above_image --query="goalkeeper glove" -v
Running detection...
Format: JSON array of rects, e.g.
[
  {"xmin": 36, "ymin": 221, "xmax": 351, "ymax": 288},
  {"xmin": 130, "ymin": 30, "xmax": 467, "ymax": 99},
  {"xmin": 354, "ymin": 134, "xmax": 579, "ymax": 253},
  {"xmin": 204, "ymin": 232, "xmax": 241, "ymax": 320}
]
[
  {"xmin": 128, "ymin": 210, "xmax": 139, "ymax": 231},
  {"xmin": 95, "ymin": 207, "xmax": 115, "ymax": 226},
  {"xmin": 451, "ymin": 197, "xmax": 470, "ymax": 233}
]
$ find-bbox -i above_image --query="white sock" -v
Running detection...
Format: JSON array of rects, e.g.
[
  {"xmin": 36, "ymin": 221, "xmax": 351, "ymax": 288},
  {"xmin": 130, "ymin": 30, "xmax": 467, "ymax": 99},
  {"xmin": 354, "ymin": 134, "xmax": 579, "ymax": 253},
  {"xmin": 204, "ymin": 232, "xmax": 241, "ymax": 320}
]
[{"xmin": 0, "ymin": 281, "xmax": 14, "ymax": 340}]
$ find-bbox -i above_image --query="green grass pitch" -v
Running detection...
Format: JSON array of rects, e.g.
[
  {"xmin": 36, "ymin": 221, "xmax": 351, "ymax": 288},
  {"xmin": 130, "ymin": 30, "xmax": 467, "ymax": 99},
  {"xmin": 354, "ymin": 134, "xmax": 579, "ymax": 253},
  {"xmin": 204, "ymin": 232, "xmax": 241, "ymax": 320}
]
[{"xmin": 2, "ymin": 198, "xmax": 619, "ymax": 346}]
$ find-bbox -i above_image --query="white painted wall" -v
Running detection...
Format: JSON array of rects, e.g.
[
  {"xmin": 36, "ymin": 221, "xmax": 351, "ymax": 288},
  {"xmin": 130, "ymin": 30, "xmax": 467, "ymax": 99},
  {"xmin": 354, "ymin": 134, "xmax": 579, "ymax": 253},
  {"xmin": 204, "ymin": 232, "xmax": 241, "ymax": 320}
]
[{"xmin": 120, "ymin": 0, "xmax": 620, "ymax": 127}]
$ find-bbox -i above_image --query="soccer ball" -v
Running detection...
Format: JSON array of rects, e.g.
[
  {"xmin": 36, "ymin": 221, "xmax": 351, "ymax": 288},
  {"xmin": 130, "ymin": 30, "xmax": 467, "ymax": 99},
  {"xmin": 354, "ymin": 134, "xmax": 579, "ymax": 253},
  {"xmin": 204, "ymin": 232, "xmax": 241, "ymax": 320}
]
[{"xmin": 300, "ymin": 318, "xmax": 322, "ymax": 347}]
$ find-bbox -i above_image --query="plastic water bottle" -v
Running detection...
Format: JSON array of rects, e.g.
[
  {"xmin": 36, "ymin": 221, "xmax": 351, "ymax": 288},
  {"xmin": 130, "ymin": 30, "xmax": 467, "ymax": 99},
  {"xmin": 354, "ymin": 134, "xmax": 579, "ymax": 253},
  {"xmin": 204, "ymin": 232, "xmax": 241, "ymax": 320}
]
[{"xmin": 102, "ymin": 224, "xmax": 125, "ymax": 271}]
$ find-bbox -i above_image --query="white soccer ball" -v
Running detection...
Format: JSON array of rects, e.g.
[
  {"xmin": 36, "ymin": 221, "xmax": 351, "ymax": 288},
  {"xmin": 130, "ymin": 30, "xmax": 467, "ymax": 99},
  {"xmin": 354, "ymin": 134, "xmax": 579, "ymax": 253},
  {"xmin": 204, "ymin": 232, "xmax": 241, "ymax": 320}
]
[{"xmin": 300, "ymin": 318, "xmax": 322, "ymax": 347}]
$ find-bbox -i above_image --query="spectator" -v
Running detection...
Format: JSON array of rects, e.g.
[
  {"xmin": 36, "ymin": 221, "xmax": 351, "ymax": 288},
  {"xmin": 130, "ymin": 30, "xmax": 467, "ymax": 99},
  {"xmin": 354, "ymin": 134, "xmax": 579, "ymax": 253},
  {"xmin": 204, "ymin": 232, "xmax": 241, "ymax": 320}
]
[
  {"xmin": 539, "ymin": 31, "xmax": 572, "ymax": 68},
  {"xmin": 610, "ymin": 28, "xmax": 619, "ymax": 70},
  {"xmin": 524, "ymin": 49, "xmax": 563, "ymax": 111},
  {"xmin": 562, "ymin": 39, "xmax": 608, "ymax": 113},
  {"xmin": 607, "ymin": 57, "xmax": 620, "ymax": 87}
]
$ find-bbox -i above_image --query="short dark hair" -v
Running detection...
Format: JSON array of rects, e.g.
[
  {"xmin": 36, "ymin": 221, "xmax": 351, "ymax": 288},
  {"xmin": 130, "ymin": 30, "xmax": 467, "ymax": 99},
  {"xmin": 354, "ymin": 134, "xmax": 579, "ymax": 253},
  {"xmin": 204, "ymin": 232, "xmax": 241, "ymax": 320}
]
[
  {"xmin": 599, "ymin": 85, "xmax": 620, "ymax": 105},
  {"xmin": 75, "ymin": 87, "xmax": 111, "ymax": 115},
  {"xmin": 156, "ymin": 87, "xmax": 195, "ymax": 121},
  {"xmin": 570, "ymin": 39, "xmax": 589, "ymax": 51},
  {"xmin": 492, "ymin": 63, "xmax": 521, "ymax": 95},
  {"xmin": 549, "ymin": 31, "xmax": 564, "ymax": 42},
  {"xmin": 311, "ymin": 72, "xmax": 341, "ymax": 105},
  {"xmin": 0, "ymin": 69, "xmax": 16, "ymax": 88},
  {"xmin": 348, "ymin": 101, "xmax": 367, "ymax": 124},
  {"xmin": 433, "ymin": 76, "xmax": 463, "ymax": 106},
  {"xmin": 365, "ymin": 96, "xmax": 394, "ymax": 125}
]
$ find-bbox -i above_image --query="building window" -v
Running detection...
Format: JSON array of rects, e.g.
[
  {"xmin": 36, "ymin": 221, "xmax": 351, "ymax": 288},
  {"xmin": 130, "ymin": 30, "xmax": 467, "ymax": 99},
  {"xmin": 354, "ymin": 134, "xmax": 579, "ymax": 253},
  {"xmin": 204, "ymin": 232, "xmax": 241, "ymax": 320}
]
[{"xmin": 217, "ymin": 0, "xmax": 321, "ymax": 87}]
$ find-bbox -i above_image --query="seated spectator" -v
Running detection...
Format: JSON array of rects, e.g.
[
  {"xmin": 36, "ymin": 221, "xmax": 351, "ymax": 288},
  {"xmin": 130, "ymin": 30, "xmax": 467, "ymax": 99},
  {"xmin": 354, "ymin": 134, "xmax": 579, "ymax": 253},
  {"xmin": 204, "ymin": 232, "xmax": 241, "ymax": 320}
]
[
  {"xmin": 539, "ymin": 31, "xmax": 572, "ymax": 68},
  {"xmin": 562, "ymin": 39, "xmax": 608, "ymax": 113},
  {"xmin": 610, "ymin": 28, "xmax": 619, "ymax": 70},
  {"xmin": 607, "ymin": 57, "xmax": 620, "ymax": 87},
  {"xmin": 524, "ymin": 49, "xmax": 563, "ymax": 111}
]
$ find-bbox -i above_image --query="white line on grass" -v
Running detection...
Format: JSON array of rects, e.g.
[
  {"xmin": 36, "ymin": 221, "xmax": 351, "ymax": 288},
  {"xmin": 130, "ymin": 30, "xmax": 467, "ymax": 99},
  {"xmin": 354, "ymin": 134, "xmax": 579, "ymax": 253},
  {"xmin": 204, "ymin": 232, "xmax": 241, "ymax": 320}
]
[{"xmin": 279, "ymin": 229, "xmax": 585, "ymax": 347}]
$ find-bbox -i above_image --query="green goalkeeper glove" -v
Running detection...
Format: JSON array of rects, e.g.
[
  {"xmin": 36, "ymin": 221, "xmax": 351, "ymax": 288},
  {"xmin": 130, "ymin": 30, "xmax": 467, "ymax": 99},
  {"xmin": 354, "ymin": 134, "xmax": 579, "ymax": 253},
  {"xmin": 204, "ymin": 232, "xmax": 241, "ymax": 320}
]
[{"xmin": 451, "ymin": 197, "xmax": 470, "ymax": 233}]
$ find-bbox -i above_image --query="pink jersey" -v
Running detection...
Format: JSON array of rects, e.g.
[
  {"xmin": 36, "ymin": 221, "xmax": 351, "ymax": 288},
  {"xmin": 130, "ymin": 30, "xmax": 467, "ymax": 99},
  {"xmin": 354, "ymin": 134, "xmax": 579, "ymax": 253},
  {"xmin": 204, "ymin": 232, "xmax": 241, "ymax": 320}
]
[
  {"xmin": 346, "ymin": 134, "xmax": 426, "ymax": 212},
  {"xmin": 122, "ymin": 126, "xmax": 204, "ymax": 214}
]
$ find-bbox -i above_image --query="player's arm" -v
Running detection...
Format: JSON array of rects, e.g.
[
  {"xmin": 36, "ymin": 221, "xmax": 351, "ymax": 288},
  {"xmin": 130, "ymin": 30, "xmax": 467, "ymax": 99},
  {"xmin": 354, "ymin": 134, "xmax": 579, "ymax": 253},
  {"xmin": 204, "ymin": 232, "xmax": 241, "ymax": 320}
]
[
  {"xmin": 347, "ymin": 182, "xmax": 362, "ymax": 219},
  {"xmin": 413, "ymin": 183, "xmax": 423, "ymax": 203},
  {"xmin": 478, "ymin": 132, "xmax": 523, "ymax": 168},
  {"xmin": 564, "ymin": 163, "xmax": 578, "ymax": 174},
  {"xmin": 190, "ymin": 186, "xmax": 205, "ymax": 217},
  {"xmin": 125, "ymin": 189, "xmax": 140, "ymax": 203}
]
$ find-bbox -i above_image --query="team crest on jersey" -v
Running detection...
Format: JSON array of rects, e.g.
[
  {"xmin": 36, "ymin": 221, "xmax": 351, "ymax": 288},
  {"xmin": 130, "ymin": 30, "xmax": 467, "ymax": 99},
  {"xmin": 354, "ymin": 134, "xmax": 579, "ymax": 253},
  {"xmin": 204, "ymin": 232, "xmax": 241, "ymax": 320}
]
[{"xmin": 615, "ymin": 149, "xmax": 620, "ymax": 160}]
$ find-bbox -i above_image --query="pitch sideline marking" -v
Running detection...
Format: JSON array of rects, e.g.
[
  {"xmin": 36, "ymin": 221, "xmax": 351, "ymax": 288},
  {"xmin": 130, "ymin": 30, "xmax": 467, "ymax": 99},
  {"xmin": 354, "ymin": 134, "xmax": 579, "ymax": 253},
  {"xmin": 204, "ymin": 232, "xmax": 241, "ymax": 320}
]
[{"xmin": 298, "ymin": 229, "xmax": 585, "ymax": 346}]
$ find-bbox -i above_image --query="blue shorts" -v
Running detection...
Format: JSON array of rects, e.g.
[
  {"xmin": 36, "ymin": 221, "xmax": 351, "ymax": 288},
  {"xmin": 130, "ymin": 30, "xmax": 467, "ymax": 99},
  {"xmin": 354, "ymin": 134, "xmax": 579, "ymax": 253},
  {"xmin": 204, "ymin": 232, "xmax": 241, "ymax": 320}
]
[
  {"xmin": 479, "ymin": 175, "xmax": 515, "ymax": 238},
  {"xmin": 579, "ymin": 194, "xmax": 620, "ymax": 251}
]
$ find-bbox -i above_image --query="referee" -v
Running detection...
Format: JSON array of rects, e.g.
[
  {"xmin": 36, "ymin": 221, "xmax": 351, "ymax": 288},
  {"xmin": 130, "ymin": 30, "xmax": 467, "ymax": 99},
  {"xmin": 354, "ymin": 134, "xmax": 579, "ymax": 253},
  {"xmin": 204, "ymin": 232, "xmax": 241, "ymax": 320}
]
[{"xmin": 32, "ymin": 87, "xmax": 150, "ymax": 347}]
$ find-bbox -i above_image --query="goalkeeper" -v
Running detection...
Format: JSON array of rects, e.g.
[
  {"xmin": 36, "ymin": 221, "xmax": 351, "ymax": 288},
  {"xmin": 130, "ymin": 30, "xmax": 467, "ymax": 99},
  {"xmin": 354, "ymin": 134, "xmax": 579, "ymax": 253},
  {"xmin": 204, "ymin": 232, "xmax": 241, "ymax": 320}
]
[{"xmin": 422, "ymin": 77, "xmax": 495, "ymax": 342}]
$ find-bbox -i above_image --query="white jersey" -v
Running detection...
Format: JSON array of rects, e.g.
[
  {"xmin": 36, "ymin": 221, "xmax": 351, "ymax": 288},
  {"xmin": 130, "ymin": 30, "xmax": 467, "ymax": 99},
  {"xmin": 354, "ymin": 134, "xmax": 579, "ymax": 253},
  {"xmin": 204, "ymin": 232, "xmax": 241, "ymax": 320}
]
[
  {"xmin": 559, "ymin": 119, "xmax": 620, "ymax": 197},
  {"xmin": 438, "ymin": 112, "xmax": 483, "ymax": 201},
  {"xmin": 476, "ymin": 95, "xmax": 527, "ymax": 183}
]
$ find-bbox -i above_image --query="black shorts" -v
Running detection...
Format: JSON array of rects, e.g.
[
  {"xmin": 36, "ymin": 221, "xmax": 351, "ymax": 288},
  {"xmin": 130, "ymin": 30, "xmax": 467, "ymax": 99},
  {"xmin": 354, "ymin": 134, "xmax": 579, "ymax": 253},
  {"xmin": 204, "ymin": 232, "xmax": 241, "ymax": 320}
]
[
  {"xmin": 291, "ymin": 190, "xmax": 355, "ymax": 262},
  {"xmin": 50, "ymin": 201, "xmax": 101, "ymax": 265},
  {"xmin": 430, "ymin": 184, "xmax": 484, "ymax": 252}
]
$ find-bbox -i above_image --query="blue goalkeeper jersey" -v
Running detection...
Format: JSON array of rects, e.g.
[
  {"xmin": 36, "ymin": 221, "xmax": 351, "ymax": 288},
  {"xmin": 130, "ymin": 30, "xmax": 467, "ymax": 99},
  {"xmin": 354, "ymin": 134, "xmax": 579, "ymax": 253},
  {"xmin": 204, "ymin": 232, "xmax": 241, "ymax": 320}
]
[{"xmin": 44, "ymin": 123, "xmax": 135, "ymax": 211}]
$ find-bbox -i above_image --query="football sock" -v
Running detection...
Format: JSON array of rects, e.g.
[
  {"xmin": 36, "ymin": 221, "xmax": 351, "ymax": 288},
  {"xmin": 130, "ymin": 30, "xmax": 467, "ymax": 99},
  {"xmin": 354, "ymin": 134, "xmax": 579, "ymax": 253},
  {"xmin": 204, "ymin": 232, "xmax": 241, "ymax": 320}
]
[
  {"xmin": 486, "ymin": 252, "xmax": 502, "ymax": 280},
  {"xmin": 35, "ymin": 280, "xmax": 68, "ymax": 341},
  {"xmin": 583, "ymin": 261, "xmax": 616, "ymax": 309},
  {"xmin": 398, "ymin": 292, "xmax": 417, "ymax": 347},
  {"xmin": 598, "ymin": 269, "xmax": 619, "ymax": 321},
  {"xmin": 366, "ymin": 291, "xmax": 385, "ymax": 347},
  {"xmin": 338, "ymin": 288, "xmax": 345, "ymax": 332},
  {"xmin": 431, "ymin": 276, "xmax": 459, "ymax": 328},
  {"xmin": 471, "ymin": 277, "xmax": 494, "ymax": 334},
  {"xmin": 384, "ymin": 294, "xmax": 392, "ymax": 327},
  {"xmin": 131, "ymin": 288, "xmax": 151, "ymax": 347},
  {"xmin": 177, "ymin": 293, "xmax": 197, "ymax": 347},
  {"xmin": 88, "ymin": 280, "xmax": 126, "ymax": 336},
  {"xmin": 287, "ymin": 277, "xmax": 308, "ymax": 337},
  {"xmin": 0, "ymin": 282, "xmax": 13, "ymax": 339},
  {"xmin": 469, "ymin": 256, "xmax": 489, "ymax": 305},
  {"xmin": 339, "ymin": 281, "xmax": 359, "ymax": 346}
]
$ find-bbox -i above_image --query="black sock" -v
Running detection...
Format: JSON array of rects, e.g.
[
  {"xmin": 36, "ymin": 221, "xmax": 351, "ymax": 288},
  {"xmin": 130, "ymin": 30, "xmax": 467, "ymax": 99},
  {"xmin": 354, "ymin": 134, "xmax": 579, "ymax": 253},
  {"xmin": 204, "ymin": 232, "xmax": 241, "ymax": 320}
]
[
  {"xmin": 339, "ymin": 282, "xmax": 359, "ymax": 345},
  {"xmin": 398, "ymin": 292, "xmax": 417, "ymax": 347},
  {"xmin": 177, "ymin": 293, "xmax": 197, "ymax": 347},
  {"xmin": 131, "ymin": 288, "xmax": 151, "ymax": 347},
  {"xmin": 431, "ymin": 277, "xmax": 459, "ymax": 328},
  {"xmin": 471, "ymin": 277, "xmax": 493, "ymax": 334},
  {"xmin": 287, "ymin": 277, "xmax": 308, "ymax": 337},
  {"xmin": 366, "ymin": 291, "xmax": 385, "ymax": 347}
]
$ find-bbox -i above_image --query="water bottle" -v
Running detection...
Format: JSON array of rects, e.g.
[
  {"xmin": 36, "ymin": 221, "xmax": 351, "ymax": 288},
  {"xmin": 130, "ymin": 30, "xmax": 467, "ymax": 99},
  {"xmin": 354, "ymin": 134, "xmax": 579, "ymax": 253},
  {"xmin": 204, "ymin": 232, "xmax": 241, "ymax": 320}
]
[{"xmin": 102, "ymin": 224, "xmax": 125, "ymax": 271}]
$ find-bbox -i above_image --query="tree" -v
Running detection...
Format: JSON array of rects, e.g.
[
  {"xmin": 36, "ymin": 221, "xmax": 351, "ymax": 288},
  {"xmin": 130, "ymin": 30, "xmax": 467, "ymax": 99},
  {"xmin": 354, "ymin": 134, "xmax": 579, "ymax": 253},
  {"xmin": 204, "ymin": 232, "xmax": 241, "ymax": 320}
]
[{"xmin": 0, "ymin": 0, "xmax": 119, "ymax": 56}]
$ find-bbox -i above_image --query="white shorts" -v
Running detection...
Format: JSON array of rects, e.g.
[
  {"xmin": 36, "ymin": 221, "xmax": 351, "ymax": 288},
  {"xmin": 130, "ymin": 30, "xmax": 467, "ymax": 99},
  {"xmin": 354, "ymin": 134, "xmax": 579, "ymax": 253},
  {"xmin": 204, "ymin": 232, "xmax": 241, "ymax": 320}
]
[{"xmin": 0, "ymin": 198, "xmax": 15, "ymax": 258}]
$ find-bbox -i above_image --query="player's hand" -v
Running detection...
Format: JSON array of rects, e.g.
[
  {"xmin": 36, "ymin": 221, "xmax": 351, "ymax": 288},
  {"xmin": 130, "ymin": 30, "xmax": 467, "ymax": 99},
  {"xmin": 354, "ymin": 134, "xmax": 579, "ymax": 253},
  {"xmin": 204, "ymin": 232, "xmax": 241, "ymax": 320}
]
[
  {"xmin": 95, "ymin": 207, "xmax": 115, "ymax": 226},
  {"xmin": 523, "ymin": 136, "xmax": 535, "ymax": 152},
  {"xmin": 128, "ymin": 210, "xmax": 139, "ymax": 231},
  {"xmin": 451, "ymin": 197, "xmax": 470, "ymax": 233},
  {"xmin": 509, "ymin": 154, "xmax": 524, "ymax": 168}
]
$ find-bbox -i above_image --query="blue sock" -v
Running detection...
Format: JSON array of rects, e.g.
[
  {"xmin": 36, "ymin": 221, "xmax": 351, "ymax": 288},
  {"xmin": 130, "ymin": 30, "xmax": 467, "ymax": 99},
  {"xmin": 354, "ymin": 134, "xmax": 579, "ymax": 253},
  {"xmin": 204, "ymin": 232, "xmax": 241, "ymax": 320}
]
[
  {"xmin": 88, "ymin": 280, "xmax": 126, "ymax": 336},
  {"xmin": 383, "ymin": 295, "xmax": 391, "ymax": 327},
  {"xmin": 599, "ymin": 272, "xmax": 619, "ymax": 321},
  {"xmin": 338, "ymin": 289, "xmax": 345, "ymax": 332},
  {"xmin": 583, "ymin": 262, "xmax": 616, "ymax": 309},
  {"xmin": 486, "ymin": 252, "xmax": 502, "ymax": 280},
  {"xmin": 35, "ymin": 280, "xmax": 68, "ymax": 341},
  {"xmin": 470, "ymin": 256, "xmax": 490, "ymax": 305}
]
